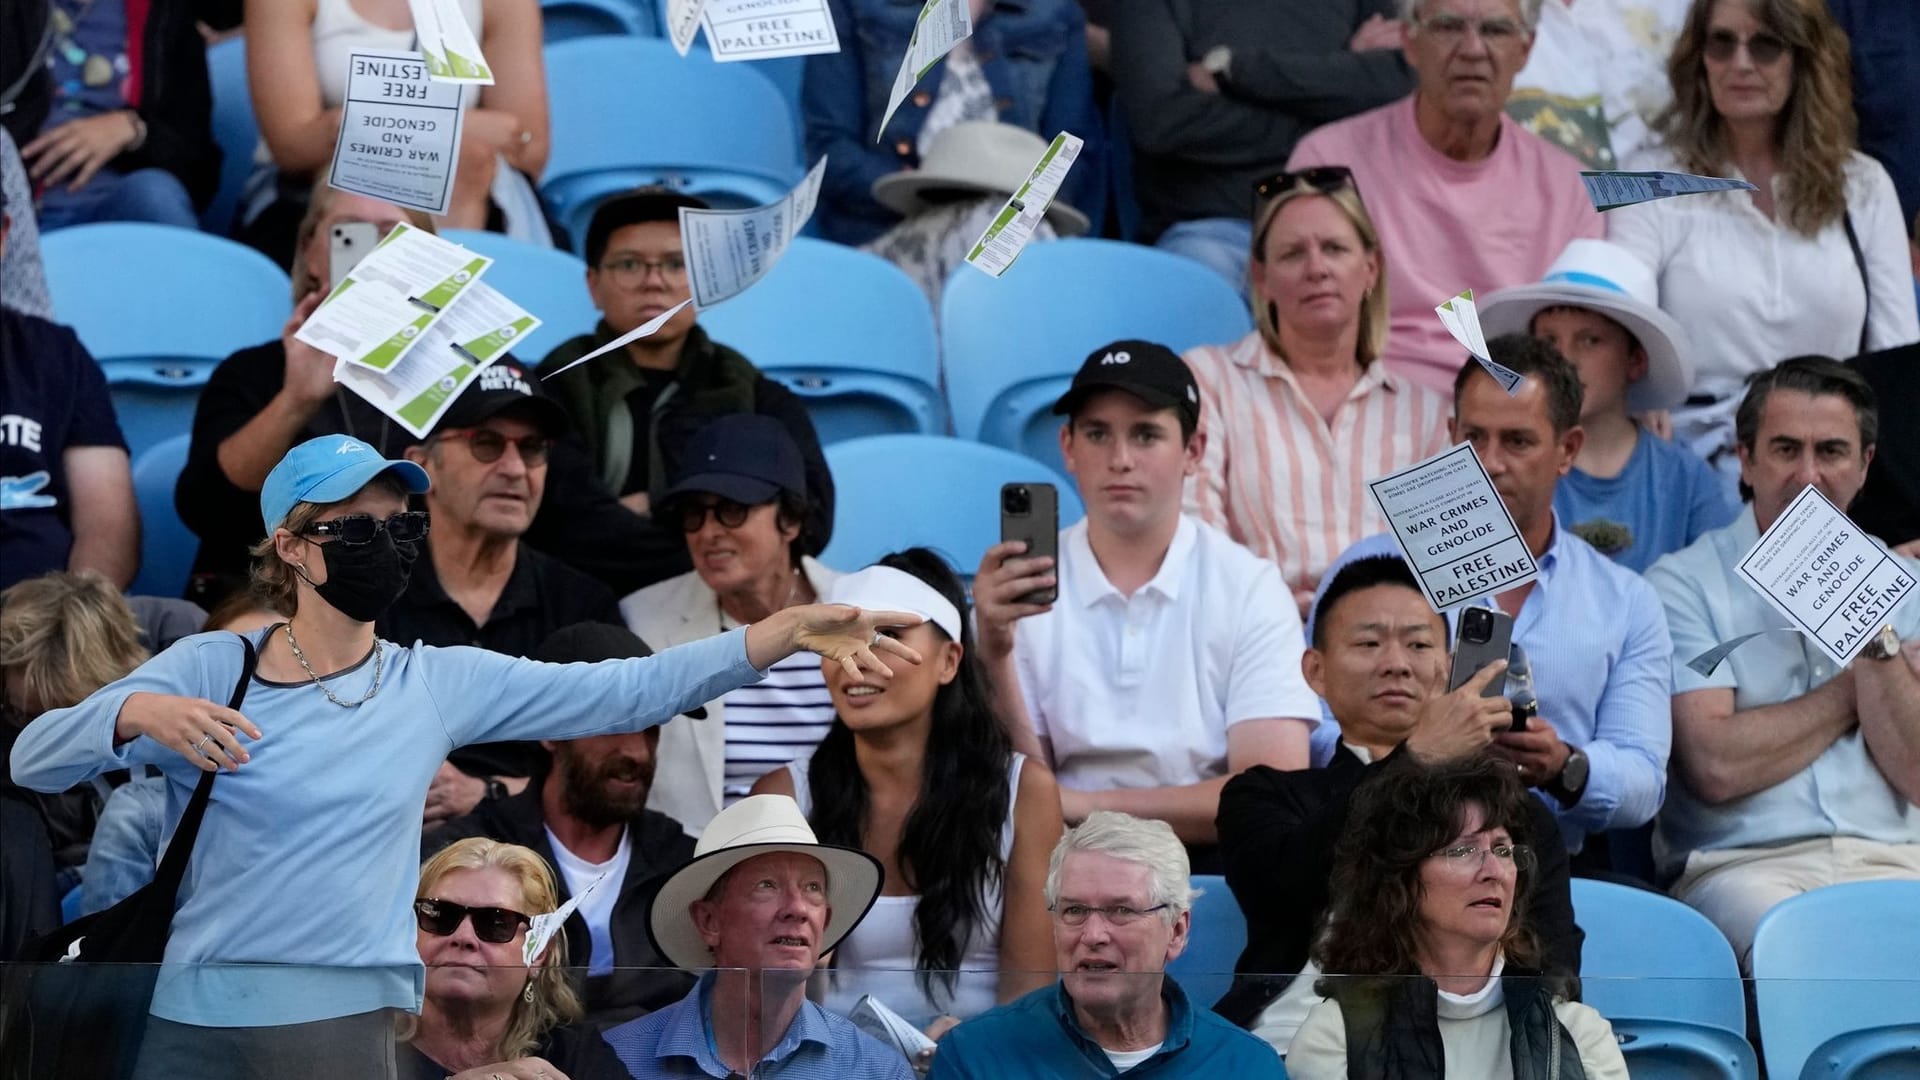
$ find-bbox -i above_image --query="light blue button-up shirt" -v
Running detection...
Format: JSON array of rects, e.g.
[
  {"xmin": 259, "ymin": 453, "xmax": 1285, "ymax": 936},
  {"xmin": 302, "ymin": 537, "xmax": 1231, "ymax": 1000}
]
[
  {"xmin": 1646, "ymin": 507, "xmax": 1920, "ymax": 879},
  {"xmin": 1309, "ymin": 519, "xmax": 1674, "ymax": 852},
  {"xmin": 603, "ymin": 974, "xmax": 915, "ymax": 1079}
]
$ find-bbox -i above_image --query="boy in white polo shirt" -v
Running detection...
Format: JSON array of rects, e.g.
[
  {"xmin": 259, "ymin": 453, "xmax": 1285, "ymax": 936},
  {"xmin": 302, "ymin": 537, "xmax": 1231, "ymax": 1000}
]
[{"xmin": 974, "ymin": 341, "xmax": 1320, "ymax": 863}]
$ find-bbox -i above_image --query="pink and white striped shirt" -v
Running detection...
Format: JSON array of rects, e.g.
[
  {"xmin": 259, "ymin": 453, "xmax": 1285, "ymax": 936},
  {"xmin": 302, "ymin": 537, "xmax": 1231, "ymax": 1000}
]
[{"xmin": 1182, "ymin": 331, "xmax": 1451, "ymax": 596}]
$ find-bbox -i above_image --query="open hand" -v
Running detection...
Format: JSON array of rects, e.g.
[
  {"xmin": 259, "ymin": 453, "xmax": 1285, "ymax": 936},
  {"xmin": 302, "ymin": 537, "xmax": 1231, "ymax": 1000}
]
[
  {"xmin": 116, "ymin": 692, "xmax": 261, "ymax": 772},
  {"xmin": 760, "ymin": 604, "xmax": 925, "ymax": 680},
  {"xmin": 423, "ymin": 761, "xmax": 487, "ymax": 825},
  {"xmin": 23, "ymin": 112, "xmax": 140, "ymax": 191},
  {"xmin": 1350, "ymin": 14, "xmax": 1404, "ymax": 51},
  {"xmin": 446, "ymin": 1057, "xmax": 570, "ymax": 1080}
]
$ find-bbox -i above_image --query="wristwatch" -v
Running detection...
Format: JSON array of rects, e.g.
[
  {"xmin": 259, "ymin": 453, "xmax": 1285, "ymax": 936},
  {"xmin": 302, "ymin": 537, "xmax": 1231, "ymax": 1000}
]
[
  {"xmin": 1862, "ymin": 624, "xmax": 1901, "ymax": 661},
  {"xmin": 1544, "ymin": 749, "xmax": 1589, "ymax": 807},
  {"xmin": 484, "ymin": 778, "xmax": 509, "ymax": 801},
  {"xmin": 1201, "ymin": 45, "xmax": 1233, "ymax": 81}
]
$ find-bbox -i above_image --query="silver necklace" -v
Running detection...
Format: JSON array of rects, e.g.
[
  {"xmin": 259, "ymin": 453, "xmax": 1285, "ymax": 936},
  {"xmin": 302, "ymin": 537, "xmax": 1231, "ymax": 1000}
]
[{"xmin": 283, "ymin": 623, "xmax": 385, "ymax": 707}]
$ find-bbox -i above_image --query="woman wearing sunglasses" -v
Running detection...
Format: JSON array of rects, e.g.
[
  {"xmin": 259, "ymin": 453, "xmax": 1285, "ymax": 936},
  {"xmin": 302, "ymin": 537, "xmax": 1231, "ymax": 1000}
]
[
  {"xmin": 1183, "ymin": 167, "xmax": 1450, "ymax": 619},
  {"xmin": 1611, "ymin": 0, "xmax": 1918, "ymax": 481},
  {"xmin": 622, "ymin": 414, "xmax": 843, "ymax": 838},
  {"xmin": 1285, "ymin": 758, "xmax": 1627, "ymax": 1079},
  {"xmin": 407, "ymin": 838, "xmax": 623, "ymax": 1080},
  {"xmin": 7, "ymin": 433, "xmax": 920, "ymax": 1079}
]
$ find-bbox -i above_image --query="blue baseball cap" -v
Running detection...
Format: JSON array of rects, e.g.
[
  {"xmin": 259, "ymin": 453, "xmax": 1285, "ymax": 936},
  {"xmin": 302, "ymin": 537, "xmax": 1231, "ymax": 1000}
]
[{"xmin": 260, "ymin": 434, "xmax": 432, "ymax": 533}]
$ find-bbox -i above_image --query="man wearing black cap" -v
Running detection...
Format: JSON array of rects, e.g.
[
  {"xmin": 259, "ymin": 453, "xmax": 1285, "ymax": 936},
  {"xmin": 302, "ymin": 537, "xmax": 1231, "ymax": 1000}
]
[
  {"xmin": 385, "ymin": 361, "xmax": 626, "ymax": 822},
  {"xmin": 537, "ymin": 188, "xmax": 835, "ymax": 552},
  {"xmin": 426, "ymin": 623, "xmax": 702, "ymax": 1025},
  {"xmin": 973, "ymin": 341, "xmax": 1318, "ymax": 865}
]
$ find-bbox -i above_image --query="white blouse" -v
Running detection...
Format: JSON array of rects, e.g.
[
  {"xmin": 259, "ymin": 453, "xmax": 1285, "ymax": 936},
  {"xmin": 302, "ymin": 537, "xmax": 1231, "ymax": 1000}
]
[{"xmin": 1610, "ymin": 150, "xmax": 1918, "ymax": 399}]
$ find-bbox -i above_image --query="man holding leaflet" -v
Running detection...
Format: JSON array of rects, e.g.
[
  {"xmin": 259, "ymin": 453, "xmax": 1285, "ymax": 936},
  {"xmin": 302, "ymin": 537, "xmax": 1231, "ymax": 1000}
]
[
  {"xmin": 1646, "ymin": 357, "xmax": 1920, "ymax": 966},
  {"xmin": 1315, "ymin": 335, "xmax": 1672, "ymax": 865},
  {"xmin": 972, "ymin": 341, "xmax": 1320, "ymax": 866}
]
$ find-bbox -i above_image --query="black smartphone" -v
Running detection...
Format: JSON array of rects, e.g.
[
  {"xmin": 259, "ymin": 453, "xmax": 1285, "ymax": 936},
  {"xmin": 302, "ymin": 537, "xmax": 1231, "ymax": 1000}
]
[
  {"xmin": 999, "ymin": 482, "xmax": 1059, "ymax": 605},
  {"xmin": 1448, "ymin": 607, "xmax": 1513, "ymax": 697}
]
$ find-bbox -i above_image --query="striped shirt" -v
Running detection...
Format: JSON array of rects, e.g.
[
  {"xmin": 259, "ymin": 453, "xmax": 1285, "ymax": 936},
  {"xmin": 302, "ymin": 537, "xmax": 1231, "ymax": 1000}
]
[
  {"xmin": 716, "ymin": 650, "xmax": 836, "ymax": 802},
  {"xmin": 1182, "ymin": 331, "xmax": 1451, "ymax": 596}
]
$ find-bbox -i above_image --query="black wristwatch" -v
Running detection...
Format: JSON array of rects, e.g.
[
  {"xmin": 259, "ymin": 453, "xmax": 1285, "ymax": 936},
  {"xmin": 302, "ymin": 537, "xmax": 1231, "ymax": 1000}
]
[
  {"xmin": 1544, "ymin": 749, "xmax": 1589, "ymax": 807},
  {"xmin": 483, "ymin": 778, "xmax": 509, "ymax": 801}
]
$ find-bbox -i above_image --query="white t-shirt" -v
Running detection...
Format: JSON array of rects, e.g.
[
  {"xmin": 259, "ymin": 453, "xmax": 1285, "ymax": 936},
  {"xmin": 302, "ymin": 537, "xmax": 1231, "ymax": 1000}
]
[
  {"xmin": 545, "ymin": 827, "xmax": 630, "ymax": 977},
  {"xmin": 1013, "ymin": 516, "xmax": 1320, "ymax": 791},
  {"xmin": 1102, "ymin": 1043, "xmax": 1164, "ymax": 1071}
]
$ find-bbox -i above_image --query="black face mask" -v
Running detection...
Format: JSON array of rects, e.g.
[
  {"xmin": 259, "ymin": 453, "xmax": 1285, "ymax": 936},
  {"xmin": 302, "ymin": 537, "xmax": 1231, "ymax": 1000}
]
[{"xmin": 307, "ymin": 533, "xmax": 416, "ymax": 623}]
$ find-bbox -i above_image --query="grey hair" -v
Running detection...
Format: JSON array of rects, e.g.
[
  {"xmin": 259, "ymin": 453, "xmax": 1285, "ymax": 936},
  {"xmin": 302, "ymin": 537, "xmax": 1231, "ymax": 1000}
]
[
  {"xmin": 1044, "ymin": 812, "xmax": 1197, "ymax": 920},
  {"xmin": 1399, "ymin": 0, "xmax": 1543, "ymax": 30}
]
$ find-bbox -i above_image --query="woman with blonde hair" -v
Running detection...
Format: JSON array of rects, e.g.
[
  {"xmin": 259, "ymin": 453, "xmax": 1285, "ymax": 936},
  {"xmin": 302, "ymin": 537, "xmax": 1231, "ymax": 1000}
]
[
  {"xmin": 1183, "ymin": 168, "xmax": 1449, "ymax": 618},
  {"xmin": 407, "ymin": 838, "xmax": 622, "ymax": 1080},
  {"xmin": 1612, "ymin": 0, "xmax": 1918, "ymax": 478}
]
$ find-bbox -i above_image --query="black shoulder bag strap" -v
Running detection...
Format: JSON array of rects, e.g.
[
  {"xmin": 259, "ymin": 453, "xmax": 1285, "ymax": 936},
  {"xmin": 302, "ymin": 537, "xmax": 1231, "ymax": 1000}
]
[
  {"xmin": 1842, "ymin": 211, "xmax": 1871, "ymax": 357},
  {"xmin": 152, "ymin": 635, "xmax": 259, "ymax": 898}
]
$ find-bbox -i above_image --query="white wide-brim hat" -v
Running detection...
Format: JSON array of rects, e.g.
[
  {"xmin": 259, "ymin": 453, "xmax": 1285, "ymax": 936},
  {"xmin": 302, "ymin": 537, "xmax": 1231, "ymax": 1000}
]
[
  {"xmin": 1479, "ymin": 239, "xmax": 1694, "ymax": 413},
  {"xmin": 872, "ymin": 120, "xmax": 1091, "ymax": 237},
  {"xmin": 646, "ymin": 794, "xmax": 883, "ymax": 971}
]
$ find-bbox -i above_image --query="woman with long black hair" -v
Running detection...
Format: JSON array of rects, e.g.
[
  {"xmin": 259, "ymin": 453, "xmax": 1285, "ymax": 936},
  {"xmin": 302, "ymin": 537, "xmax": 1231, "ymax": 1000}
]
[{"xmin": 752, "ymin": 548, "xmax": 1063, "ymax": 1039}]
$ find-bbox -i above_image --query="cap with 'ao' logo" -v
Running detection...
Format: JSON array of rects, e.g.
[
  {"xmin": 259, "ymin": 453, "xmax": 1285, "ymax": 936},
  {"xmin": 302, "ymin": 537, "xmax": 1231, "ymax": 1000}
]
[{"xmin": 1050, "ymin": 339, "xmax": 1201, "ymax": 429}]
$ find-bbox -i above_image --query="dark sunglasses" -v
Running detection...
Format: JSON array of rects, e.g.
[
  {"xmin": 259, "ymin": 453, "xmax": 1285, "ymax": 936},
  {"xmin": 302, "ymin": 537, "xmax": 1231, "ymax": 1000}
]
[
  {"xmin": 301, "ymin": 511, "xmax": 430, "ymax": 545},
  {"xmin": 1704, "ymin": 28, "xmax": 1788, "ymax": 65},
  {"xmin": 413, "ymin": 898, "xmax": 531, "ymax": 943},
  {"xmin": 436, "ymin": 428, "xmax": 553, "ymax": 466},
  {"xmin": 676, "ymin": 497, "xmax": 756, "ymax": 533},
  {"xmin": 1255, "ymin": 165, "xmax": 1358, "ymax": 205}
]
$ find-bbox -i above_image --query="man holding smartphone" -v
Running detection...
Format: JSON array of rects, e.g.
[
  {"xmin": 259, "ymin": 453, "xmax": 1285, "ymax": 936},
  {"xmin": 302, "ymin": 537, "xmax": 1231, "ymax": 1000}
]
[{"xmin": 973, "ymin": 341, "xmax": 1320, "ymax": 866}]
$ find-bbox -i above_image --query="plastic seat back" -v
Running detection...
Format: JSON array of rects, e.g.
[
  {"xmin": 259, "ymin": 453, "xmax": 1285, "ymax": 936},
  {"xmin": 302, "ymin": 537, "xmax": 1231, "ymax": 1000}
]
[
  {"xmin": 203, "ymin": 38, "xmax": 258, "ymax": 235},
  {"xmin": 1166, "ymin": 874, "xmax": 1246, "ymax": 1012},
  {"xmin": 941, "ymin": 239, "xmax": 1251, "ymax": 473},
  {"xmin": 1752, "ymin": 881, "xmax": 1920, "ymax": 1080},
  {"xmin": 130, "ymin": 435, "xmax": 196, "ymax": 599},
  {"xmin": 700, "ymin": 238, "xmax": 942, "ymax": 443},
  {"xmin": 817, "ymin": 436, "xmax": 1082, "ymax": 573},
  {"xmin": 542, "ymin": 37, "xmax": 801, "ymax": 249},
  {"xmin": 440, "ymin": 230, "xmax": 598, "ymax": 361},
  {"xmin": 540, "ymin": 0, "xmax": 648, "ymax": 41}
]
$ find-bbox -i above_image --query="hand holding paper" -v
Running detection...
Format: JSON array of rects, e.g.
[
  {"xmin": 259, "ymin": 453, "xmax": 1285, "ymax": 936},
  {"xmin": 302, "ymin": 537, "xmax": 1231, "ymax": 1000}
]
[{"xmin": 1436, "ymin": 289, "xmax": 1524, "ymax": 395}]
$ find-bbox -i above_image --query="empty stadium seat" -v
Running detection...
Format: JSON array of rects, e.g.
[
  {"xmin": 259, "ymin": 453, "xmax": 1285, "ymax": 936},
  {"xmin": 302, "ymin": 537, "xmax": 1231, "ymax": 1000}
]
[
  {"xmin": 41, "ymin": 224, "xmax": 292, "ymax": 459},
  {"xmin": 130, "ymin": 435, "xmax": 196, "ymax": 599},
  {"xmin": 203, "ymin": 37, "xmax": 258, "ymax": 236},
  {"xmin": 941, "ymin": 238, "xmax": 1252, "ymax": 474},
  {"xmin": 542, "ymin": 37, "xmax": 802, "ymax": 251},
  {"xmin": 541, "ymin": 0, "xmax": 649, "ymax": 40},
  {"xmin": 1752, "ymin": 880, "xmax": 1920, "ymax": 1080},
  {"xmin": 700, "ymin": 238, "xmax": 943, "ymax": 443},
  {"xmin": 1570, "ymin": 879, "xmax": 1756, "ymax": 1080},
  {"xmin": 817, "ymin": 435, "xmax": 1082, "ymax": 573},
  {"xmin": 1166, "ymin": 873, "xmax": 1246, "ymax": 1012},
  {"xmin": 440, "ymin": 230, "xmax": 599, "ymax": 360}
]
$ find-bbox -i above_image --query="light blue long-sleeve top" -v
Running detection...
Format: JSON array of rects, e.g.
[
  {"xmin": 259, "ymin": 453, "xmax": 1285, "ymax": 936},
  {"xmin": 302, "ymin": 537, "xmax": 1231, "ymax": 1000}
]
[{"xmin": 8, "ymin": 625, "xmax": 762, "ymax": 1029}]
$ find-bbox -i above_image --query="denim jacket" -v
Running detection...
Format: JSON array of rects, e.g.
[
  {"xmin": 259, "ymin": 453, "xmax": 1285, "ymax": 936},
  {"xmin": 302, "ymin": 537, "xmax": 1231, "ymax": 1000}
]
[{"xmin": 804, "ymin": 0, "xmax": 1105, "ymax": 245}]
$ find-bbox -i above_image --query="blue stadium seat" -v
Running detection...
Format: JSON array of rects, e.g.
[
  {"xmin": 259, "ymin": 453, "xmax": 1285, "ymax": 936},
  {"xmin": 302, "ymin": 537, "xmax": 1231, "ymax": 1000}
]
[
  {"xmin": 440, "ymin": 230, "xmax": 598, "ymax": 361},
  {"xmin": 941, "ymin": 238, "xmax": 1252, "ymax": 474},
  {"xmin": 818, "ymin": 436, "xmax": 1082, "ymax": 573},
  {"xmin": 41, "ymin": 224, "xmax": 292, "ymax": 459},
  {"xmin": 700, "ymin": 239, "xmax": 942, "ymax": 443},
  {"xmin": 1752, "ymin": 881, "xmax": 1920, "ymax": 1080},
  {"xmin": 1166, "ymin": 873, "xmax": 1246, "ymax": 1012},
  {"xmin": 540, "ymin": 0, "xmax": 649, "ymax": 40},
  {"xmin": 203, "ymin": 38, "xmax": 258, "ymax": 236},
  {"xmin": 1570, "ymin": 879, "xmax": 1756, "ymax": 1079},
  {"xmin": 130, "ymin": 435, "xmax": 196, "ymax": 599},
  {"xmin": 542, "ymin": 37, "xmax": 802, "ymax": 251}
]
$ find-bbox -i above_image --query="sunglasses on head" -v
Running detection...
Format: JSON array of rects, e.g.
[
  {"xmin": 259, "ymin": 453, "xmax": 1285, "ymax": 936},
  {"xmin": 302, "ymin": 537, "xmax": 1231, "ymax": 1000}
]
[
  {"xmin": 436, "ymin": 428, "xmax": 553, "ymax": 466},
  {"xmin": 676, "ymin": 497, "xmax": 759, "ymax": 533},
  {"xmin": 413, "ymin": 898, "xmax": 531, "ymax": 943},
  {"xmin": 301, "ymin": 511, "xmax": 430, "ymax": 546},
  {"xmin": 1255, "ymin": 166, "xmax": 1358, "ymax": 205},
  {"xmin": 1704, "ymin": 28, "xmax": 1788, "ymax": 65}
]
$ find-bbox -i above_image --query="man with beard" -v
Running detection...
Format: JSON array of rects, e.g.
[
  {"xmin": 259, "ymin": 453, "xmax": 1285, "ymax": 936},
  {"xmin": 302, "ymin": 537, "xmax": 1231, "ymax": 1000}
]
[{"xmin": 424, "ymin": 623, "xmax": 701, "ymax": 1024}]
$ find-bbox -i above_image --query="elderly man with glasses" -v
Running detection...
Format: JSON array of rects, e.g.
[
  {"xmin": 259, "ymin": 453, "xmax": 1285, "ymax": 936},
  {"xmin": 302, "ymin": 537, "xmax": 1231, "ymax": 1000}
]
[
  {"xmin": 930, "ymin": 812, "xmax": 1284, "ymax": 1078},
  {"xmin": 1287, "ymin": 0, "xmax": 1605, "ymax": 395},
  {"xmin": 383, "ymin": 362, "xmax": 627, "ymax": 826},
  {"xmin": 537, "ymin": 187, "xmax": 835, "ymax": 552}
]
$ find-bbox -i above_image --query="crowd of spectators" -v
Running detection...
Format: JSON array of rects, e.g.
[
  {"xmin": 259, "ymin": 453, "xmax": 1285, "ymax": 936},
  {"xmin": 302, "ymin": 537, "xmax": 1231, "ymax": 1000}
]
[{"xmin": 3, "ymin": 0, "xmax": 1920, "ymax": 1076}]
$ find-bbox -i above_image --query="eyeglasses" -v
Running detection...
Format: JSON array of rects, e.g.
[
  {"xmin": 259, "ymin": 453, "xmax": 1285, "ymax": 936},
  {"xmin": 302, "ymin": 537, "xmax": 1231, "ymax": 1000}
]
[
  {"xmin": 435, "ymin": 428, "xmax": 553, "ymax": 466},
  {"xmin": 301, "ymin": 511, "xmax": 430, "ymax": 546},
  {"xmin": 1416, "ymin": 12, "xmax": 1526, "ymax": 44},
  {"xmin": 1429, "ymin": 842, "xmax": 1534, "ymax": 871},
  {"xmin": 414, "ymin": 898, "xmax": 532, "ymax": 943},
  {"xmin": 676, "ymin": 497, "xmax": 756, "ymax": 533},
  {"xmin": 1704, "ymin": 28, "xmax": 1788, "ymax": 65},
  {"xmin": 1255, "ymin": 166, "xmax": 1357, "ymax": 205},
  {"xmin": 599, "ymin": 255, "xmax": 688, "ymax": 285},
  {"xmin": 1049, "ymin": 903, "xmax": 1170, "ymax": 927}
]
